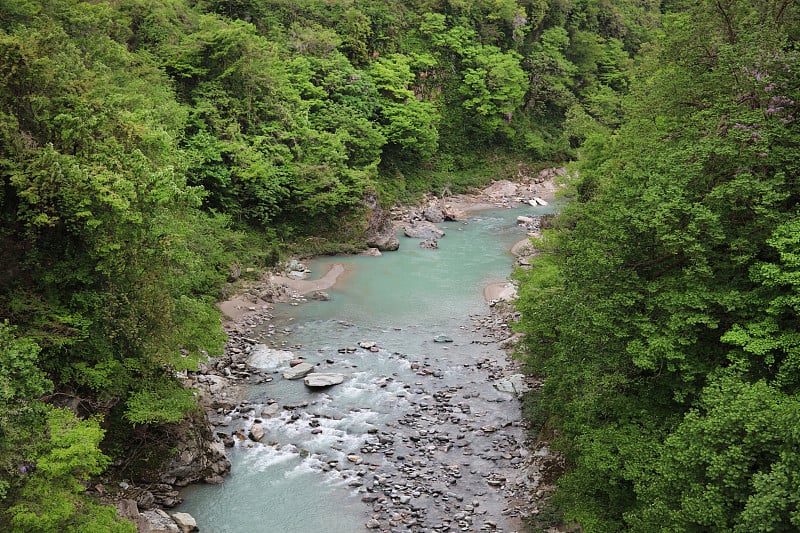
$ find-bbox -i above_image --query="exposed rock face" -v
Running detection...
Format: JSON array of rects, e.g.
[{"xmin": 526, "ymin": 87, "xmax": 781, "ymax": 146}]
[
  {"xmin": 157, "ymin": 413, "xmax": 231, "ymax": 487},
  {"xmin": 171, "ymin": 512, "xmax": 199, "ymax": 532},
  {"xmin": 483, "ymin": 179, "xmax": 519, "ymax": 198},
  {"xmin": 193, "ymin": 374, "xmax": 238, "ymax": 410},
  {"xmin": 365, "ymin": 190, "xmax": 400, "ymax": 251},
  {"xmin": 494, "ymin": 374, "xmax": 531, "ymax": 398}
]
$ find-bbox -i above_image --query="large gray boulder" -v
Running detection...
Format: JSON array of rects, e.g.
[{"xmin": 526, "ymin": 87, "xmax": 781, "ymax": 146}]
[
  {"xmin": 249, "ymin": 422, "xmax": 266, "ymax": 442},
  {"xmin": 158, "ymin": 412, "xmax": 231, "ymax": 487},
  {"xmin": 247, "ymin": 345, "xmax": 295, "ymax": 370},
  {"xmin": 423, "ymin": 206, "xmax": 445, "ymax": 223},
  {"xmin": 494, "ymin": 374, "xmax": 530, "ymax": 398},
  {"xmin": 403, "ymin": 221, "xmax": 445, "ymax": 240},
  {"xmin": 283, "ymin": 363, "xmax": 314, "ymax": 380},
  {"xmin": 170, "ymin": 512, "xmax": 199, "ymax": 533},
  {"xmin": 367, "ymin": 232, "xmax": 400, "ymax": 251}
]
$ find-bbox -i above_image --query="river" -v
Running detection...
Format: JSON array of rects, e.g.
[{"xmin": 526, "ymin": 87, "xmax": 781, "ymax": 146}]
[{"xmin": 177, "ymin": 203, "xmax": 556, "ymax": 532}]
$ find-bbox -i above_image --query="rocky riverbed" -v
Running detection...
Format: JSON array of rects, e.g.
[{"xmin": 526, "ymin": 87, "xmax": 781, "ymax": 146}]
[{"xmin": 118, "ymin": 170, "xmax": 567, "ymax": 532}]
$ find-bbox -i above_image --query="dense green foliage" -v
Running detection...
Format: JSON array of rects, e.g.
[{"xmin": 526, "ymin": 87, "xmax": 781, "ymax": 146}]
[
  {"xmin": 515, "ymin": 0, "xmax": 800, "ymax": 530},
  {"xmin": 0, "ymin": 0, "xmax": 660, "ymax": 527}
]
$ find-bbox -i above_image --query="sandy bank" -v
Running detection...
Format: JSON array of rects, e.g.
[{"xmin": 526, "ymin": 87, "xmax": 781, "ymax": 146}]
[
  {"xmin": 217, "ymin": 263, "xmax": 348, "ymax": 324},
  {"xmin": 269, "ymin": 262, "xmax": 347, "ymax": 294},
  {"xmin": 484, "ymin": 281, "xmax": 517, "ymax": 302}
]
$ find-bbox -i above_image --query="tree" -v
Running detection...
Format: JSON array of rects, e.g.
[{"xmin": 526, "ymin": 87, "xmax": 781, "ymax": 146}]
[
  {"xmin": 460, "ymin": 45, "xmax": 527, "ymax": 135},
  {"xmin": 8, "ymin": 408, "xmax": 135, "ymax": 533},
  {"xmin": 514, "ymin": 0, "xmax": 800, "ymax": 529}
]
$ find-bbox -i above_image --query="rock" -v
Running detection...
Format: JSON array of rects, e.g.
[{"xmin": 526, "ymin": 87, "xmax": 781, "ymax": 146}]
[
  {"xmin": 516, "ymin": 215, "xmax": 535, "ymax": 225},
  {"xmin": 304, "ymin": 373, "xmax": 345, "ymax": 388},
  {"xmin": 419, "ymin": 238, "xmax": 438, "ymax": 249},
  {"xmin": 510, "ymin": 238, "xmax": 535, "ymax": 257},
  {"xmin": 283, "ymin": 363, "xmax": 314, "ymax": 380},
  {"xmin": 366, "ymin": 518, "xmax": 381, "ymax": 529},
  {"xmin": 140, "ymin": 509, "xmax": 181, "ymax": 532},
  {"xmin": 247, "ymin": 345, "xmax": 295, "ymax": 370},
  {"xmin": 423, "ymin": 207, "xmax": 445, "ymax": 223},
  {"xmin": 158, "ymin": 412, "xmax": 231, "ymax": 488},
  {"xmin": 309, "ymin": 291, "xmax": 330, "ymax": 301},
  {"xmin": 170, "ymin": 512, "xmax": 199, "ymax": 533},
  {"xmin": 289, "ymin": 358, "xmax": 305, "ymax": 367},
  {"xmin": 261, "ymin": 403, "xmax": 281, "ymax": 418},
  {"xmin": 433, "ymin": 335, "xmax": 453, "ymax": 343},
  {"xmin": 494, "ymin": 374, "xmax": 530, "ymax": 398},
  {"xmin": 533, "ymin": 196, "xmax": 549, "ymax": 206},
  {"xmin": 359, "ymin": 341, "xmax": 377, "ymax": 349},
  {"xmin": 136, "ymin": 490, "xmax": 156, "ymax": 510},
  {"xmin": 403, "ymin": 221, "xmax": 445, "ymax": 240},
  {"xmin": 360, "ymin": 247, "xmax": 382, "ymax": 257},
  {"xmin": 367, "ymin": 231, "xmax": 400, "ymax": 252},
  {"xmin": 115, "ymin": 499, "xmax": 151, "ymax": 532},
  {"xmin": 249, "ymin": 423, "xmax": 266, "ymax": 442},
  {"xmin": 442, "ymin": 205, "xmax": 466, "ymax": 221}
]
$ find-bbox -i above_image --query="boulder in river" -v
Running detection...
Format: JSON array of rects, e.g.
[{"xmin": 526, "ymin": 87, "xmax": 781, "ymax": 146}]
[
  {"xmin": 283, "ymin": 363, "xmax": 314, "ymax": 380},
  {"xmin": 304, "ymin": 373, "xmax": 345, "ymax": 388},
  {"xmin": 423, "ymin": 207, "xmax": 445, "ymax": 223},
  {"xmin": 249, "ymin": 423, "xmax": 266, "ymax": 442},
  {"xmin": 433, "ymin": 335, "xmax": 453, "ymax": 343},
  {"xmin": 403, "ymin": 221, "xmax": 445, "ymax": 240},
  {"xmin": 366, "ymin": 229, "xmax": 400, "ymax": 251},
  {"xmin": 247, "ymin": 345, "xmax": 295, "ymax": 370},
  {"xmin": 170, "ymin": 512, "xmax": 199, "ymax": 533}
]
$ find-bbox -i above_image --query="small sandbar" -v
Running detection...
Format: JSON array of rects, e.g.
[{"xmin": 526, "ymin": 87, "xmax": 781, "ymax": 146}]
[
  {"xmin": 483, "ymin": 281, "xmax": 517, "ymax": 302},
  {"xmin": 270, "ymin": 262, "xmax": 347, "ymax": 294}
]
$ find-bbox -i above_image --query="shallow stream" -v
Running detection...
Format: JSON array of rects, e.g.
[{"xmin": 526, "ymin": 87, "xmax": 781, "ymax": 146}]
[{"xmin": 177, "ymin": 204, "xmax": 556, "ymax": 532}]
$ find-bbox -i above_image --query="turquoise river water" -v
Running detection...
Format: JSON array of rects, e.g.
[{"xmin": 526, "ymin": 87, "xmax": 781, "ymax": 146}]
[{"xmin": 177, "ymin": 203, "xmax": 556, "ymax": 532}]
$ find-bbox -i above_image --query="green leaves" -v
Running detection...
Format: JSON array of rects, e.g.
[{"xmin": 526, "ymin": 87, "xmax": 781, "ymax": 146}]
[
  {"xmin": 628, "ymin": 373, "xmax": 800, "ymax": 532},
  {"xmin": 513, "ymin": 0, "xmax": 800, "ymax": 529},
  {"xmin": 8, "ymin": 408, "xmax": 135, "ymax": 533},
  {"xmin": 125, "ymin": 385, "xmax": 198, "ymax": 425},
  {"xmin": 460, "ymin": 45, "xmax": 527, "ymax": 134}
]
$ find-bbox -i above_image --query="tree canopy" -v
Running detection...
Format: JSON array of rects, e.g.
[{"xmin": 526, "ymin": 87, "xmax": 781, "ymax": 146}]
[{"xmin": 514, "ymin": 0, "xmax": 800, "ymax": 530}]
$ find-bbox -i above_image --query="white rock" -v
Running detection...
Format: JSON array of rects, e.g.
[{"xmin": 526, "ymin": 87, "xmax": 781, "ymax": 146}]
[
  {"xmin": 170, "ymin": 512, "xmax": 198, "ymax": 533},
  {"xmin": 304, "ymin": 373, "xmax": 345, "ymax": 388},
  {"xmin": 247, "ymin": 345, "xmax": 295, "ymax": 370},
  {"xmin": 249, "ymin": 423, "xmax": 266, "ymax": 442},
  {"xmin": 494, "ymin": 374, "xmax": 530, "ymax": 398},
  {"xmin": 283, "ymin": 363, "xmax": 314, "ymax": 380}
]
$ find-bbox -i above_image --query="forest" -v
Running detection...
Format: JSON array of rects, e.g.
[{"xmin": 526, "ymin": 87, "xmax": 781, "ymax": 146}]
[{"xmin": 0, "ymin": 0, "xmax": 796, "ymax": 530}]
